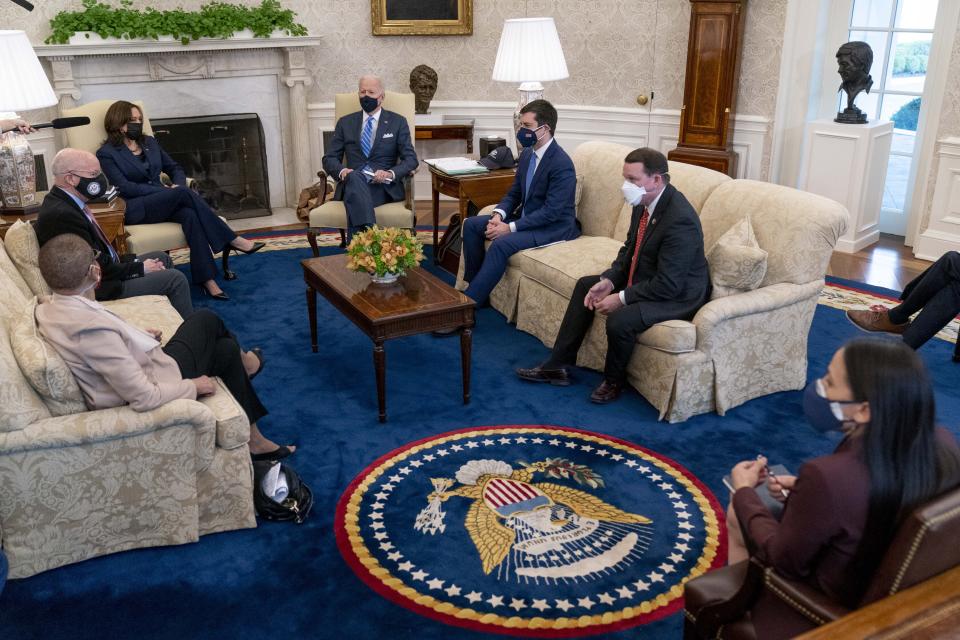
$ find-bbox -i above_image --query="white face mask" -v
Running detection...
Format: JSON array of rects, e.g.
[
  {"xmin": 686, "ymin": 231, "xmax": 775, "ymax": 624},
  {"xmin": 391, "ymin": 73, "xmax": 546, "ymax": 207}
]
[{"xmin": 621, "ymin": 180, "xmax": 646, "ymax": 206}]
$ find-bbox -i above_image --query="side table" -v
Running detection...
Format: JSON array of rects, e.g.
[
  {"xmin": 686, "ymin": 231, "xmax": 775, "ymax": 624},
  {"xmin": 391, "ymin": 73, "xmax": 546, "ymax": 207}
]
[
  {"xmin": 428, "ymin": 166, "xmax": 516, "ymax": 273},
  {"xmin": 415, "ymin": 121, "xmax": 475, "ymax": 153},
  {"xmin": 0, "ymin": 196, "xmax": 128, "ymax": 255}
]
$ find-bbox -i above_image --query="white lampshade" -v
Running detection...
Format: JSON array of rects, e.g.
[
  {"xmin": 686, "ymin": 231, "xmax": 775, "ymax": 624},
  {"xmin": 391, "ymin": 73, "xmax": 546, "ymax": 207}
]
[
  {"xmin": 0, "ymin": 30, "xmax": 57, "ymax": 112},
  {"xmin": 492, "ymin": 18, "xmax": 569, "ymax": 83}
]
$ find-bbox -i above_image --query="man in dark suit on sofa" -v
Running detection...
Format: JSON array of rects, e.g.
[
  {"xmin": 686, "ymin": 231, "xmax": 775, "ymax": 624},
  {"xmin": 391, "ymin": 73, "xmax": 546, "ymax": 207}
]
[
  {"xmin": 459, "ymin": 99, "xmax": 579, "ymax": 309},
  {"xmin": 322, "ymin": 75, "xmax": 419, "ymax": 236},
  {"xmin": 516, "ymin": 148, "xmax": 711, "ymax": 404},
  {"xmin": 35, "ymin": 148, "xmax": 193, "ymax": 318}
]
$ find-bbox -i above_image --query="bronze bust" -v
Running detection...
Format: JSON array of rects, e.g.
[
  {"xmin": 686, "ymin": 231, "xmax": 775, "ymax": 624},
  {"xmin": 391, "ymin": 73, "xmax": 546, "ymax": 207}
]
[
  {"xmin": 835, "ymin": 41, "xmax": 873, "ymax": 124},
  {"xmin": 409, "ymin": 65, "xmax": 439, "ymax": 115}
]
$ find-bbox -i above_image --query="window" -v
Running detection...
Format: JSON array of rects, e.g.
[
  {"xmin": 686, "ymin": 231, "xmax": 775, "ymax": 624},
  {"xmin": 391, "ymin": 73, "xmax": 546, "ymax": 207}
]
[{"xmin": 847, "ymin": 0, "xmax": 938, "ymax": 234}]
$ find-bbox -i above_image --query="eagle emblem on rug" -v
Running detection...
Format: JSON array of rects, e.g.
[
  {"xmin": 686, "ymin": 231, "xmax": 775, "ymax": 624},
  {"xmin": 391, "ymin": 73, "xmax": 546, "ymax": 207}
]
[
  {"xmin": 414, "ymin": 459, "xmax": 652, "ymax": 579},
  {"xmin": 336, "ymin": 426, "xmax": 725, "ymax": 637}
]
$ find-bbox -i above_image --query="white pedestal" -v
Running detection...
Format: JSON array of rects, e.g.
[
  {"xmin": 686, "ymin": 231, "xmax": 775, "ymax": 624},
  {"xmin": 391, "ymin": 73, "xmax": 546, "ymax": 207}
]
[
  {"xmin": 415, "ymin": 113, "xmax": 444, "ymax": 125},
  {"xmin": 799, "ymin": 118, "xmax": 893, "ymax": 253},
  {"xmin": 913, "ymin": 137, "xmax": 960, "ymax": 261}
]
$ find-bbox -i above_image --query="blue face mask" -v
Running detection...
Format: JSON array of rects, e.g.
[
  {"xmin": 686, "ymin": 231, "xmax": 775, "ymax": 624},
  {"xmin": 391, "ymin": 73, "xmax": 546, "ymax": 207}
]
[
  {"xmin": 516, "ymin": 124, "xmax": 544, "ymax": 148},
  {"xmin": 359, "ymin": 95, "xmax": 380, "ymax": 114},
  {"xmin": 802, "ymin": 378, "xmax": 860, "ymax": 433}
]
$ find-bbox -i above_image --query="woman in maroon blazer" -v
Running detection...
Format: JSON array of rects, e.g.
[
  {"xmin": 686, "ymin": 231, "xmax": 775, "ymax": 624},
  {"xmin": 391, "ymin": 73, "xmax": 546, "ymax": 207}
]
[{"xmin": 725, "ymin": 337, "xmax": 960, "ymax": 637}]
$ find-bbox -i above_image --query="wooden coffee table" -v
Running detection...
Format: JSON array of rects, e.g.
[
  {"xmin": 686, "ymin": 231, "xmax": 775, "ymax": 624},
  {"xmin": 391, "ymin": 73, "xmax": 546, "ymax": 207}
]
[{"xmin": 302, "ymin": 254, "xmax": 475, "ymax": 422}]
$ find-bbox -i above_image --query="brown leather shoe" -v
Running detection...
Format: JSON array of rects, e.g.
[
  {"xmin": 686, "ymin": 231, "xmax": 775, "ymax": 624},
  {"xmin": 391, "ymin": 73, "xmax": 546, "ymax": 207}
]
[
  {"xmin": 846, "ymin": 307, "xmax": 909, "ymax": 335},
  {"xmin": 590, "ymin": 379, "xmax": 623, "ymax": 404},
  {"xmin": 516, "ymin": 365, "xmax": 571, "ymax": 386}
]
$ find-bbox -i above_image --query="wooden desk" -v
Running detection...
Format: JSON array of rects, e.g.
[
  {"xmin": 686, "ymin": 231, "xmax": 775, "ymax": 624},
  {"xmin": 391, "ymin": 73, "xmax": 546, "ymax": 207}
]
[
  {"xmin": 0, "ymin": 196, "xmax": 128, "ymax": 254},
  {"xmin": 302, "ymin": 254, "xmax": 474, "ymax": 422},
  {"xmin": 415, "ymin": 122, "xmax": 475, "ymax": 153},
  {"xmin": 428, "ymin": 165, "xmax": 516, "ymax": 272}
]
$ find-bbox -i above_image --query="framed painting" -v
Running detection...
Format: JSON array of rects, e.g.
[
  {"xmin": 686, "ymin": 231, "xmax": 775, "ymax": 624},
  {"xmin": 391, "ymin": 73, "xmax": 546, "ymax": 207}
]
[{"xmin": 371, "ymin": 0, "xmax": 473, "ymax": 36}]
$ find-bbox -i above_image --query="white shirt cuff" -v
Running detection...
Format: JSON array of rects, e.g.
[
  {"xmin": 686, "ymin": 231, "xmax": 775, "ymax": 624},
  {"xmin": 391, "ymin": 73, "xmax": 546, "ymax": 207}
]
[
  {"xmin": 388, "ymin": 170, "xmax": 395, "ymax": 181},
  {"xmin": 618, "ymin": 290, "xmax": 626, "ymax": 305},
  {"xmin": 508, "ymin": 222, "xmax": 517, "ymax": 233},
  {"xmin": 492, "ymin": 209, "xmax": 505, "ymax": 220}
]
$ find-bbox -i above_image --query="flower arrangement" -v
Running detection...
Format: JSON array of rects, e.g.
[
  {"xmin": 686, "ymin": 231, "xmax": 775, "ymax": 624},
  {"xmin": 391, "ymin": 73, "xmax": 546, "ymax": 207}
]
[
  {"xmin": 346, "ymin": 226, "xmax": 425, "ymax": 281},
  {"xmin": 46, "ymin": 0, "xmax": 308, "ymax": 46}
]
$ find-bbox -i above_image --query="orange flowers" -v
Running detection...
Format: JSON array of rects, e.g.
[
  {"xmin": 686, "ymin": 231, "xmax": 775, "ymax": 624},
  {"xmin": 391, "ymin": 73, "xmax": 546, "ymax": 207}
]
[{"xmin": 346, "ymin": 226, "xmax": 425, "ymax": 277}]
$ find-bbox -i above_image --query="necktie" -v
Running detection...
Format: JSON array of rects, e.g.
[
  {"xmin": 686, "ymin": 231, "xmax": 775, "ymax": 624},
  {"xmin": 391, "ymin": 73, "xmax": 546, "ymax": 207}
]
[
  {"xmin": 361, "ymin": 115, "xmax": 374, "ymax": 157},
  {"xmin": 626, "ymin": 206, "xmax": 650, "ymax": 287},
  {"xmin": 82, "ymin": 205, "xmax": 119, "ymax": 262},
  {"xmin": 522, "ymin": 151, "xmax": 537, "ymax": 216}
]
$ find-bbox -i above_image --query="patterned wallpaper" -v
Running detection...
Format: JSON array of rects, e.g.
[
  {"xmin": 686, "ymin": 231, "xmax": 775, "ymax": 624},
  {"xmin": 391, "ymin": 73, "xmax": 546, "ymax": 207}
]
[{"xmin": 2, "ymin": 0, "xmax": 785, "ymax": 117}]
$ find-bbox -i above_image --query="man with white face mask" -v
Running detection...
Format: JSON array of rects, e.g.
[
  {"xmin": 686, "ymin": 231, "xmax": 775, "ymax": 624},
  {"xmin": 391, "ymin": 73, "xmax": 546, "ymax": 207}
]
[{"xmin": 516, "ymin": 148, "xmax": 710, "ymax": 404}]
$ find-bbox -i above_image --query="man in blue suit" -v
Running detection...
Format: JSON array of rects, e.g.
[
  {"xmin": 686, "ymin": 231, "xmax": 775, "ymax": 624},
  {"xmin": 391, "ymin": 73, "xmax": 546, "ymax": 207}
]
[
  {"xmin": 461, "ymin": 100, "xmax": 579, "ymax": 307},
  {"xmin": 322, "ymin": 75, "xmax": 419, "ymax": 235}
]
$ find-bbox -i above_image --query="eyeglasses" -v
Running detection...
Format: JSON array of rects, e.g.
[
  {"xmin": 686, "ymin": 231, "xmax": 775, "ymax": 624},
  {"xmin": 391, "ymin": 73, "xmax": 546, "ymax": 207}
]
[
  {"xmin": 92, "ymin": 249, "xmax": 101, "ymax": 261},
  {"xmin": 68, "ymin": 170, "xmax": 102, "ymax": 180}
]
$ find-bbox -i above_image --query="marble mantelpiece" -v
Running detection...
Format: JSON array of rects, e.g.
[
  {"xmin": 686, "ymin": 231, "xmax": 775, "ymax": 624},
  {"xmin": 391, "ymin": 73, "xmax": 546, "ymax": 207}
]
[{"xmin": 34, "ymin": 35, "xmax": 322, "ymax": 207}]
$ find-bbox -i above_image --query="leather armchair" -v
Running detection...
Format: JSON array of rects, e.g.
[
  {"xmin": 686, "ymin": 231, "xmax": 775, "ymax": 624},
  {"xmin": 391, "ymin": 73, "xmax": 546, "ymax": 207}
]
[
  {"xmin": 683, "ymin": 485, "xmax": 960, "ymax": 639},
  {"xmin": 306, "ymin": 91, "xmax": 417, "ymax": 254}
]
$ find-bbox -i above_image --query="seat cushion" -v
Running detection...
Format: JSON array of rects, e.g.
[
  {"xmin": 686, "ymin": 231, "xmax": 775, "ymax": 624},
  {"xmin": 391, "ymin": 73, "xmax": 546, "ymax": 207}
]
[
  {"xmin": 309, "ymin": 200, "xmax": 414, "ymax": 229},
  {"xmin": 708, "ymin": 216, "xmax": 768, "ymax": 299},
  {"xmin": 102, "ymin": 295, "xmax": 186, "ymax": 340},
  {"xmin": 637, "ymin": 319, "xmax": 696, "ymax": 354},
  {"xmin": 125, "ymin": 222, "xmax": 187, "ymax": 255},
  {"xmin": 513, "ymin": 235, "xmax": 623, "ymax": 298},
  {"xmin": 9, "ymin": 299, "xmax": 87, "ymax": 416},
  {"xmin": 3, "ymin": 220, "xmax": 50, "ymax": 297}
]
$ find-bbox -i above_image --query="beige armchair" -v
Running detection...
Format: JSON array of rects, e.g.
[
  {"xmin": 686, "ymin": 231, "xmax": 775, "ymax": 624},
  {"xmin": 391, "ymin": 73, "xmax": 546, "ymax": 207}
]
[
  {"xmin": 60, "ymin": 100, "xmax": 242, "ymax": 279},
  {"xmin": 0, "ymin": 224, "xmax": 255, "ymax": 578},
  {"xmin": 306, "ymin": 91, "xmax": 416, "ymax": 254}
]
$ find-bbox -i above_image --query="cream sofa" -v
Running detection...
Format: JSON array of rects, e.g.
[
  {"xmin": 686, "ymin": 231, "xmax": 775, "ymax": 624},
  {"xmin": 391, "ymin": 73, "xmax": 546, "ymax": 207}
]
[
  {"xmin": 461, "ymin": 141, "xmax": 848, "ymax": 422},
  {"xmin": 0, "ymin": 220, "xmax": 255, "ymax": 578}
]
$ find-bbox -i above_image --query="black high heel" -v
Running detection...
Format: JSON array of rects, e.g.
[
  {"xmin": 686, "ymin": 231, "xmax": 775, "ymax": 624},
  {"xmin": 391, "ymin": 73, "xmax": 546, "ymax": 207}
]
[
  {"xmin": 236, "ymin": 241, "xmax": 265, "ymax": 255},
  {"xmin": 199, "ymin": 285, "xmax": 230, "ymax": 301}
]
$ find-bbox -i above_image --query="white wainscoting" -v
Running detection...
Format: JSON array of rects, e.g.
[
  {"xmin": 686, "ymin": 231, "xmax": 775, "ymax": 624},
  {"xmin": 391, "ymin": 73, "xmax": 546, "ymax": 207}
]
[
  {"xmin": 306, "ymin": 101, "xmax": 771, "ymax": 200},
  {"xmin": 914, "ymin": 137, "xmax": 960, "ymax": 261}
]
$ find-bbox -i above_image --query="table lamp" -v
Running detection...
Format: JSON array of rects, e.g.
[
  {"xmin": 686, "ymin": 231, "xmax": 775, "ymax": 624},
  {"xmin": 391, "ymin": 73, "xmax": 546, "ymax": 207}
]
[
  {"xmin": 491, "ymin": 17, "xmax": 568, "ymax": 131},
  {"xmin": 0, "ymin": 30, "xmax": 58, "ymax": 216}
]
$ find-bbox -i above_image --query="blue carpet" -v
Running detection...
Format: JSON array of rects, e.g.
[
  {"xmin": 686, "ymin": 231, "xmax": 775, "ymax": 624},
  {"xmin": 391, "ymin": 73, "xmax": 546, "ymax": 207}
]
[{"xmin": 1, "ymin": 246, "xmax": 958, "ymax": 639}]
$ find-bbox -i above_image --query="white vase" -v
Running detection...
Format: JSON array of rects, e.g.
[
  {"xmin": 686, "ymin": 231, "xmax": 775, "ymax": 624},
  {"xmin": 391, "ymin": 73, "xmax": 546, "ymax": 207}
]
[{"xmin": 370, "ymin": 272, "xmax": 400, "ymax": 285}]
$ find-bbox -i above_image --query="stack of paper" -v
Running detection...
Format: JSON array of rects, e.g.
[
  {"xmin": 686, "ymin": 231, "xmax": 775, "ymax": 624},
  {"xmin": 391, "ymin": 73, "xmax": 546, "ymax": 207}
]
[{"xmin": 424, "ymin": 157, "xmax": 489, "ymax": 175}]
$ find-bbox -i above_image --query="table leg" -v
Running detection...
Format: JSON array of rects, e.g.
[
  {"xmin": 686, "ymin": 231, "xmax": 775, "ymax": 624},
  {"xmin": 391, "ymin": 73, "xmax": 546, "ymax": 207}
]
[
  {"xmin": 374, "ymin": 338, "xmax": 387, "ymax": 422},
  {"xmin": 460, "ymin": 327, "xmax": 472, "ymax": 405},
  {"xmin": 306, "ymin": 285, "xmax": 318, "ymax": 353},
  {"xmin": 432, "ymin": 181, "xmax": 440, "ymax": 264}
]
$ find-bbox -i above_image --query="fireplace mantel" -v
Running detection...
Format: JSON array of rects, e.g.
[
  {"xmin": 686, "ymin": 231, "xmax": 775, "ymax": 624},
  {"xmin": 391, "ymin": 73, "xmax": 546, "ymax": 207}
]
[{"xmin": 34, "ymin": 35, "xmax": 322, "ymax": 207}]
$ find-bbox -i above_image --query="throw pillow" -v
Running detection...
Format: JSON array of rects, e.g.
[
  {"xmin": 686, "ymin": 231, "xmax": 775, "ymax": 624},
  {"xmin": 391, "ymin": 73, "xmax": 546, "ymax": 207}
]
[
  {"xmin": 4, "ymin": 220, "xmax": 50, "ymax": 298},
  {"xmin": 10, "ymin": 298, "xmax": 87, "ymax": 416},
  {"xmin": 707, "ymin": 216, "xmax": 768, "ymax": 299}
]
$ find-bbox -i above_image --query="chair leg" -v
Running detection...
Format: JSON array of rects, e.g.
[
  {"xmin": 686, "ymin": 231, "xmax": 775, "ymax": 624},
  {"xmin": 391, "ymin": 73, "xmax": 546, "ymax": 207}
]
[
  {"xmin": 339, "ymin": 229, "xmax": 347, "ymax": 249},
  {"xmin": 307, "ymin": 228, "xmax": 320, "ymax": 257},
  {"xmin": 222, "ymin": 248, "xmax": 237, "ymax": 280}
]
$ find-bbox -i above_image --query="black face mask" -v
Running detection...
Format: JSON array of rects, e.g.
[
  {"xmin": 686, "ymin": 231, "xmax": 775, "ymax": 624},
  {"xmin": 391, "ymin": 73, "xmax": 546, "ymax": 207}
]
[
  {"xmin": 359, "ymin": 95, "xmax": 380, "ymax": 114},
  {"xmin": 125, "ymin": 122, "xmax": 143, "ymax": 141},
  {"xmin": 74, "ymin": 172, "xmax": 110, "ymax": 199}
]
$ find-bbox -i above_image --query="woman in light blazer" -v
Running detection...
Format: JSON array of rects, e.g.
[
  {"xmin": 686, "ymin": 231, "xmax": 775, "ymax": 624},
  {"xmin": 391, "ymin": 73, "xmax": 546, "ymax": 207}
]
[
  {"xmin": 96, "ymin": 100, "xmax": 264, "ymax": 300},
  {"xmin": 36, "ymin": 233, "xmax": 294, "ymax": 462}
]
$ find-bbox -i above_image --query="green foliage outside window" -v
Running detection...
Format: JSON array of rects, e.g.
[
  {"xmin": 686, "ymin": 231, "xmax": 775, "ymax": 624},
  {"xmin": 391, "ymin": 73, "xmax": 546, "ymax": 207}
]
[
  {"xmin": 892, "ymin": 41, "xmax": 930, "ymax": 77},
  {"xmin": 46, "ymin": 0, "xmax": 308, "ymax": 45}
]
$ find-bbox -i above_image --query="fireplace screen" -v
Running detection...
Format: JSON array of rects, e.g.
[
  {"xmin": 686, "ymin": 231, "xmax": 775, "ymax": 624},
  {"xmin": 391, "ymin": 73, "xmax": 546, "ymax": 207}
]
[{"xmin": 151, "ymin": 113, "xmax": 270, "ymax": 220}]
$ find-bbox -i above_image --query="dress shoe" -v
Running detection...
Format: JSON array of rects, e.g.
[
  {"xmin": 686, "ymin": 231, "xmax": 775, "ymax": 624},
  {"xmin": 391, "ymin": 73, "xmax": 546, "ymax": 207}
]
[
  {"xmin": 846, "ymin": 307, "xmax": 909, "ymax": 335},
  {"xmin": 249, "ymin": 347, "xmax": 265, "ymax": 380},
  {"xmin": 590, "ymin": 379, "xmax": 623, "ymax": 404},
  {"xmin": 199, "ymin": 286, "xmax": 230, "ymax": 301},
  {"xmin": 235, "ymin": 241, "xmax": 265, "ymax": 255},
  {"xmin": 515, "ymin": 365, "xmax": 571, "ymax": 386}
]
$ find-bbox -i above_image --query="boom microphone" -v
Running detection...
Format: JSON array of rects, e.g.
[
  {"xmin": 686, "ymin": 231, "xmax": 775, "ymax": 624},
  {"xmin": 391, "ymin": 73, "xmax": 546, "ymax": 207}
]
[
  {"xmin": 10, "ymin": 0, "xmax": 34, "ymax": 11},
  {"xmin": 1, "ymin": 116, "xmax": 91, "ymax": 133}
]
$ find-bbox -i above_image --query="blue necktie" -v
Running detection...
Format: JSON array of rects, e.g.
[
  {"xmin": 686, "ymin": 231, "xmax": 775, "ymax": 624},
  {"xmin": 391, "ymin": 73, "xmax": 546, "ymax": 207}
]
[
  {"xmin": 522, "ymin": 152, "xmax": 537, "ymax": 216},
  {"xmin": 361, "ymin": 116, "xmax": 374, "ymax": 157}
]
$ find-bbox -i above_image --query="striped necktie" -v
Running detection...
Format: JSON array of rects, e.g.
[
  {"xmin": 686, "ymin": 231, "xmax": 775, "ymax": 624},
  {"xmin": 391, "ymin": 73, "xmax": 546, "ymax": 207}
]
[
  {"xmin": 626, "ymin": 206, "xmax": 650, "ymax": 286},
  {"xmin": 361, "ymin": 115, "xmax": 375, "ymax": 157},
  {"xmin": 82, "ymin": 205, "xmax": 120, "ymax": 262}
]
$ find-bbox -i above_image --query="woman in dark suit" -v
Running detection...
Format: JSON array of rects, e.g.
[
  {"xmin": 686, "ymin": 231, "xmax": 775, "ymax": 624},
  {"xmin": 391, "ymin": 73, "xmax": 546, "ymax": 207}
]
[
  {"xmin": 724, "ymin": 338, "xmax": 960, "ymax": 638},
  {"xmin": 96, "ymin": 101, "xmax": 264, "ymax": 300}
]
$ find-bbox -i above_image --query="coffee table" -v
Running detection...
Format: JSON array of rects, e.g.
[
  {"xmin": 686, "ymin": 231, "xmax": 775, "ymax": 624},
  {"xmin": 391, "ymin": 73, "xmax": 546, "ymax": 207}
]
[{"xmin": 302, "ymin": 254, "xmax": 475, "ymax": 422}]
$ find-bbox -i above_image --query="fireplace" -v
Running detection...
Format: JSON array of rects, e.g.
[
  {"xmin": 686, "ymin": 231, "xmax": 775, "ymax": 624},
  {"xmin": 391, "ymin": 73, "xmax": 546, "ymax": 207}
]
[{"xmin": 152, "ymin": 113, "xmax": 270, "ymax": 220}]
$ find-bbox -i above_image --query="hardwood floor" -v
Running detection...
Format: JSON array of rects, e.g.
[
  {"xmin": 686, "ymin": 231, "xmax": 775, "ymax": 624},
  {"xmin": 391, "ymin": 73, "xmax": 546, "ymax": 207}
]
[{"xmin": 252, "ymin": 203, "xmax": 929, "ymax": 293}]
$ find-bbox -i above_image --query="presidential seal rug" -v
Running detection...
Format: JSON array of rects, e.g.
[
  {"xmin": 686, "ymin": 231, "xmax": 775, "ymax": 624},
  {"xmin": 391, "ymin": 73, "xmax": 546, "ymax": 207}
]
[{"xmin": 335, "ymin": 425, "xmax": 726, "ymax": 637}]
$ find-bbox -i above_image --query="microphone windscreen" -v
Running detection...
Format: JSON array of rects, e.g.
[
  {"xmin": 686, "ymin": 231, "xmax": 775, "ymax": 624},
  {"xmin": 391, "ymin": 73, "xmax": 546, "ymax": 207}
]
[{"xmin": 51, "ymin": 117, "xmax": 91, "ymax": 129}]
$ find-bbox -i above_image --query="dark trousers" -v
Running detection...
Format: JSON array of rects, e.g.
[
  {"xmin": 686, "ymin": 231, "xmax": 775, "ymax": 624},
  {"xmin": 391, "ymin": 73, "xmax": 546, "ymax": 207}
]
[
  {"xmin": 545, "ymin": 275, "xmax": 652, "ymax": 382},
  {"xmin": 462, "ymin": 214, "xmax": 540, "ymax": 306},
  {"xmin": 341, "ymin": 170, "xmax": 390, "ymax": 227},
  {"xmin": 161, "ymin": 309, "xmax": 267, "ymax": 424},
  {"xmin": 115, "ymin": 250, "xmax": 193, "ymax": 319},
  {"xmin": 126, "ymin": 188, "xmax": 236, "ymax": 284},
  {"xmin": 888, "ymin": 251, "xmax": 960, "ymax": 349}
]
